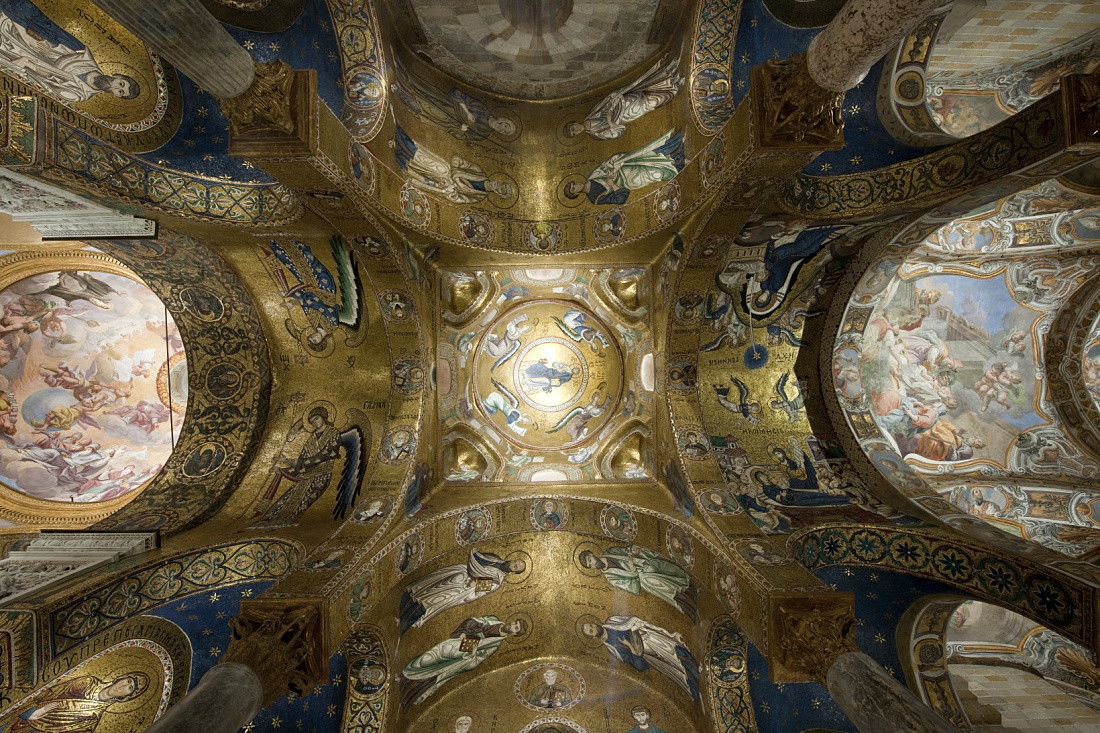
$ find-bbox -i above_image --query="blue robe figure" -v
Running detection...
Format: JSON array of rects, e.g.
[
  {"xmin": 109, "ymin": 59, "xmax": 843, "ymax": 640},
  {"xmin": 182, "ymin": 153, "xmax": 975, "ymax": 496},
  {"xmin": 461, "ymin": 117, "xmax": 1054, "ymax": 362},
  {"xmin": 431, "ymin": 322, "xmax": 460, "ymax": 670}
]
[{"xmin": 592, "ymin": 616, "xmax": 701, "ymax": 703}]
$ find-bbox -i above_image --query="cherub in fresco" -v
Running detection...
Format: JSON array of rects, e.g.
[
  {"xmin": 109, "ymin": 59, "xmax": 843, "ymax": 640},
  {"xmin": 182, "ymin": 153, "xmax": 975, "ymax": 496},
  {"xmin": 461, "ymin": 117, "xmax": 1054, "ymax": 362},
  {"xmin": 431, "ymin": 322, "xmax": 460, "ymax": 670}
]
[
  {"xmin": 0, "ymin": 304, "xmax": 38, "ymax": 365},
  {"xmin": 999, "ymin": 328, "xmax": 1028, "ymax": 356},
  {"xmin": 109, "ymin": 400, "xmax": 172, "ymax": 434},
  {"xmin": 0, "ymin": 391, "xmax": 16, "ymax": 438},
  {"xmin": 973, "ymin": 361, "xmax": 1023, "ymax": 412},
  {"xmin": 1085, "ymin": 355, "xmax": 1100, "ymax": 395}
]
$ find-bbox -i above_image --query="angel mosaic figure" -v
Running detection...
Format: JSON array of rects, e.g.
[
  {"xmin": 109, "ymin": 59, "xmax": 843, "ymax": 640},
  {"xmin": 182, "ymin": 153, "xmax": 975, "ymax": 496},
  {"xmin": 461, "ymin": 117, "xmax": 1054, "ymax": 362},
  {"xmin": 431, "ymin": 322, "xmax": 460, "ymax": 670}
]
[
  {"xmin": 564, "ymin": 56, "xmax": 682, "ymax": 140},
  {"xmin": 393, "ymin": 125, "xmax": 513, "ymax": 204},
  {"xmin": 548, "ymin": 389, "xmax": 613, "ymax": 442},
  {"xmin": 401, "ymin": 616, "xmax": 527, "ymax": 708},
  {"xmin": 267, "ymin": 236, "xmax": 365, "ymax": 352},
  {"xmin": 398, "ymin": 550, "xmax": 527, "ymax": 634},
  {"xmin": 564, "ymin": 129, "xmax": 685, "ymax": 206},
  {"xmin": 392, "ymin": 60, "xmax": 516, "ymax": 140},
  {"xmin": 552, "ymin": 310, "xmax": 609, "ymax": 352},
  {"xmin": 579, "ymin": 544, "xmax": 698, "ymax": 620},
  {"xmin": 252, "ymin": 406, "xmax": 368, "ymax": 527},
  {"xmin": 713, "ymin": 377, "xmax": 761, "ymax": 426},
  {"xmin": 483, "ymin": 313, "xmax": 531, "ymax": 371},
  {"xmin": 582, "ymin": 615, "xmax": 700, "ymax": 702},
  {"xmin": 482, "ymin": 379, "xmax": 537, "ymax": 437}
]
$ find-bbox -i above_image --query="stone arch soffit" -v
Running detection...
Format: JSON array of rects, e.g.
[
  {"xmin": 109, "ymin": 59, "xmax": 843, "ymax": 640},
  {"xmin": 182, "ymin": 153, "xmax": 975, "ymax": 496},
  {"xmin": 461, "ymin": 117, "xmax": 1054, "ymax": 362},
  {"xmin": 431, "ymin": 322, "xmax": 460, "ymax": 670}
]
[
  {"xmin": 896, "ymin": 593, "xmax": 973, "ymax": 729},
  {"xmin": 787, "ymin": 523, "xmax": 1097, "ymax": 652},
  {"xmin": 90, "ymin": 229, "xmax": 273, "ymax": 535},
  {"xmin": 1046, "ymin": 275, "xmax": 1100, "ymax": 462},
  {"xmin": 42, "ymin": 538, "xmax": 301, "ymax": 658}
]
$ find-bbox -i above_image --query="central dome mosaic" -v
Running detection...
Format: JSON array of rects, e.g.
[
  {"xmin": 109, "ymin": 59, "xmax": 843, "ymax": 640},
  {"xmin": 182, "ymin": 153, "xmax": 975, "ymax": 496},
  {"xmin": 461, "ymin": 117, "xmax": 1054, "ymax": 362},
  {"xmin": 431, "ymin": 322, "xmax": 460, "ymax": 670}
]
[{"xmin": 473, "ymin": 300, "xmax": 623, "ymax": 451}]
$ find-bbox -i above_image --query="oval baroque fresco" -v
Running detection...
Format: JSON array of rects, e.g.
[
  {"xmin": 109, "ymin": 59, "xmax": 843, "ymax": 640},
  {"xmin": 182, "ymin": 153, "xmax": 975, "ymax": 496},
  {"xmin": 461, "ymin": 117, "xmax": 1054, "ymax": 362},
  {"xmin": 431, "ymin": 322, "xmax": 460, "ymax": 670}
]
[{"xmin": 0, "ymin": 270, "xmax": 185, "ymax": 502}]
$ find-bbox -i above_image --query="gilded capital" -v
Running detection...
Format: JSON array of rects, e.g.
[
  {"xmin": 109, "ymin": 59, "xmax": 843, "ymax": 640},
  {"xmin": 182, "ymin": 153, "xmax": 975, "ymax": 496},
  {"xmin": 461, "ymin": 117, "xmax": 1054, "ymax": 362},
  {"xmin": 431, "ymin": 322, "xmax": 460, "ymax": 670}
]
[
  {"xmin": 220, "ymin": 599, "xmax": 327, "ymax": 706},
  {"xmin": 752, "ymin": 54, "xmax": 845, "ymax": 150}
]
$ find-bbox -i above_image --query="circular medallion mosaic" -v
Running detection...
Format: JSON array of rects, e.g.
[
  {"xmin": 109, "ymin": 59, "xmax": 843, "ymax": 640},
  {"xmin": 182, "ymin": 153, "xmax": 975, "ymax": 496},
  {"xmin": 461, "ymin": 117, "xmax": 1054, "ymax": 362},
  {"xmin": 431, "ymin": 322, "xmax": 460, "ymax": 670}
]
[{"xmin": 473, "ymin": 300, "xmax": 623, "ymax": 451}]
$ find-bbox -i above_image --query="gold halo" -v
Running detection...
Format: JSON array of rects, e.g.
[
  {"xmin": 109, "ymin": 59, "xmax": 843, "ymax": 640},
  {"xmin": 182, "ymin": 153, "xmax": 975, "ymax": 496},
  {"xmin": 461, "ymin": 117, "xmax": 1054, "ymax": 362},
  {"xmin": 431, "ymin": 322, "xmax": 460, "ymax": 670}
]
[
  {"xmin": 300, "ymin": 400, "xmax": 337, "ymax": 431},
  {"xmin": 99, "ymin": 674, "xmax": 157, "ymax": 715},
  {"xmin": 574, "ymin": 614, "xmax": 603, "ymax": 647},
  {"xmin": 504, "ymin": 550, "xmax": 533, "ymax": 584},
  {"xmin": 488, "ymin": 107, "xmax": 522, "ymax": 142},
  {"xmin": 487, "ymin": 172, "xmax": 519, "ymax": 209},
  {"xmin": 572, "ymin": 541, "xmax": 605, "ymax": 577},
  {"xmin": 557, "ymin": 174, "xmax": 588, "ymax": 209},
  {"xmin": 506, "ymin": 611, "xmax": 534, "ymax": 643},
  {"xmin": 555, "ymin": 114, "xmax": 585, "ymax": 146}
]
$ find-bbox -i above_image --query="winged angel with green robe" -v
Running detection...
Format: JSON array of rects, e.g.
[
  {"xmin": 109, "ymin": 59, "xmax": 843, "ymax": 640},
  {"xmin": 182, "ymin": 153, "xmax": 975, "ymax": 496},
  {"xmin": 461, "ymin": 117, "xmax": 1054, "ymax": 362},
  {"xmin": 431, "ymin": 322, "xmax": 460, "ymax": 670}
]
[{"xmin": 579, "ymin": 544, "xmax": 698, "ymax": 621}]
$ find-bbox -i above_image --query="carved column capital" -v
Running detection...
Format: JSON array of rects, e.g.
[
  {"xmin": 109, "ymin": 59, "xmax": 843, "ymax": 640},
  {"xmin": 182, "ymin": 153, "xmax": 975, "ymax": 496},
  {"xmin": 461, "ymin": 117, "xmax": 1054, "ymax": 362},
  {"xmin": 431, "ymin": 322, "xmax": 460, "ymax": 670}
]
[
  {"xmin": 222, "ymin": 60, "xmax": 317, "ymax": 158},
  {"xmin": 768, "ymin": 593, "xmax": 858, "ymax": 683},
  {"xmin": 220, "ymin": 598, "xmax": 327, "ymax": 706},
  {"xmin": 752, "ymin": 53, "xmax": 845, "ymax": 150}
]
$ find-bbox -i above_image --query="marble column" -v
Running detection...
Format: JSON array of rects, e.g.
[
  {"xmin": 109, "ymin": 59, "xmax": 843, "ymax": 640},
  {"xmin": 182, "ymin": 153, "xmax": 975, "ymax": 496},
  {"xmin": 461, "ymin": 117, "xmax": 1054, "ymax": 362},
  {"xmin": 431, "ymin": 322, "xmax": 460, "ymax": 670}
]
[
  {"xmin": 807, "ymin": 0, "xmax": 945, "ymax": 92},
  {"xmin": 827, "ymin": 652, "xmax": 955, "ymax": 733},
  {"xmin": 145, "ymin": 663, "xmax": 263, "ymax": 733},
  {"xmin": 89, "ymin": 0, "xmax": 254, "ymax": 98}
]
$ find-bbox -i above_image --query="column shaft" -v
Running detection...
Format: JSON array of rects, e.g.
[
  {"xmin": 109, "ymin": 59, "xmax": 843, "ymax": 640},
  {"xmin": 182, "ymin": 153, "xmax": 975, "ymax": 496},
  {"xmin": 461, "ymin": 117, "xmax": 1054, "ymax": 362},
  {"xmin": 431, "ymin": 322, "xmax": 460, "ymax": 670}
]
[
  {"xmin": 89, "ymin": 0, "xmax": 254, "ymax": 98},
  {"xmin": 807, "ymin": 0, "xmax": 944, "ymax": 92},
  {"xmin": 827, "ymin": 652, "xmax": 955, "ymax": 733},
  {"xmin": 145, "ymin": 663, "xmax": 263, "ymax": 733}
]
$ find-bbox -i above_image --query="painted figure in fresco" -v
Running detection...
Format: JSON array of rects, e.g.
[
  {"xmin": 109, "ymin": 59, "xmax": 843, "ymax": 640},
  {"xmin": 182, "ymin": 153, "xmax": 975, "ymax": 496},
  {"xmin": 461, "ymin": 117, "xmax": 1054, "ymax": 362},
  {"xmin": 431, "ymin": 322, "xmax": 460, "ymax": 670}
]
[
  {"xmin": 483, "ymin": 314, "xmax": 531, "ymax": 372},
  {"xmin": 564, "ymin": 56, "xmax": 683, "ymax": 140},
  {"xmin": 0, "ymin": 10, "xmax": 140, "ymax": 103},
  {"xmin": 626, "ymin": 706, "xmax": 667, "ymax": 733},
  {"xmin": 393, "ymin": 61, "xmax": 516, "ymax": 140},
  {"xmin": 252, "ymin": 406, "xmax": 368, "ymax": 527},
  {"xmin": 482, "ymin": 380, "xmax": 537, "ymax": 437},
  {"xmin": 267, "ymin": 236, "xmax": 364, "ymax": 353},
  {"xmin": 973, "ymin": 361, "xmax": 1024, "ymax": 412},
  {"xmin": 579, "ymin": 544, "xmax": 698, "ymax": 620},
  {"xmin": 8, "ymin": 672, "xmax": 150, "ymax": 732},
  {"xmin": 527, "ymin": 668, "xmax": 573, "ymax": 708},
  {"xmin": 564, "ymin": 129, "xmax": 686, "ymax": 206},
  {"xmin": 553, "ymin": 310, "xmax": 609, "ymax": 353},
  {"xmin": 393, "ymin": 125, "xmax": 513, "ymax": 204},
  {"xmin": 399, "ymin": 550, "xmax": 527, "ymax": 634},
  {"xmin": 400, "ymin": 615, "xmax": 528, "ymax": 708},
  {"xmin": 582, "ymin": 615, "xmax": 700, "ymax": 703}
]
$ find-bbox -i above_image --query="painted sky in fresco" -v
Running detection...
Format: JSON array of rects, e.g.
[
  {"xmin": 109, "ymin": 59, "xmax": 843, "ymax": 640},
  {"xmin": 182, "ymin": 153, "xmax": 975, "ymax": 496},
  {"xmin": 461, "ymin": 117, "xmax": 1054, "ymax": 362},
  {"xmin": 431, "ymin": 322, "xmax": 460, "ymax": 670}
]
[
  {"xmin": 860, "ymin": 270, "xmax": 1045, "ymax": 469},
  {"xmin": 0, "ymin": 270, "xmax": 184, "ymax": 502}
]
